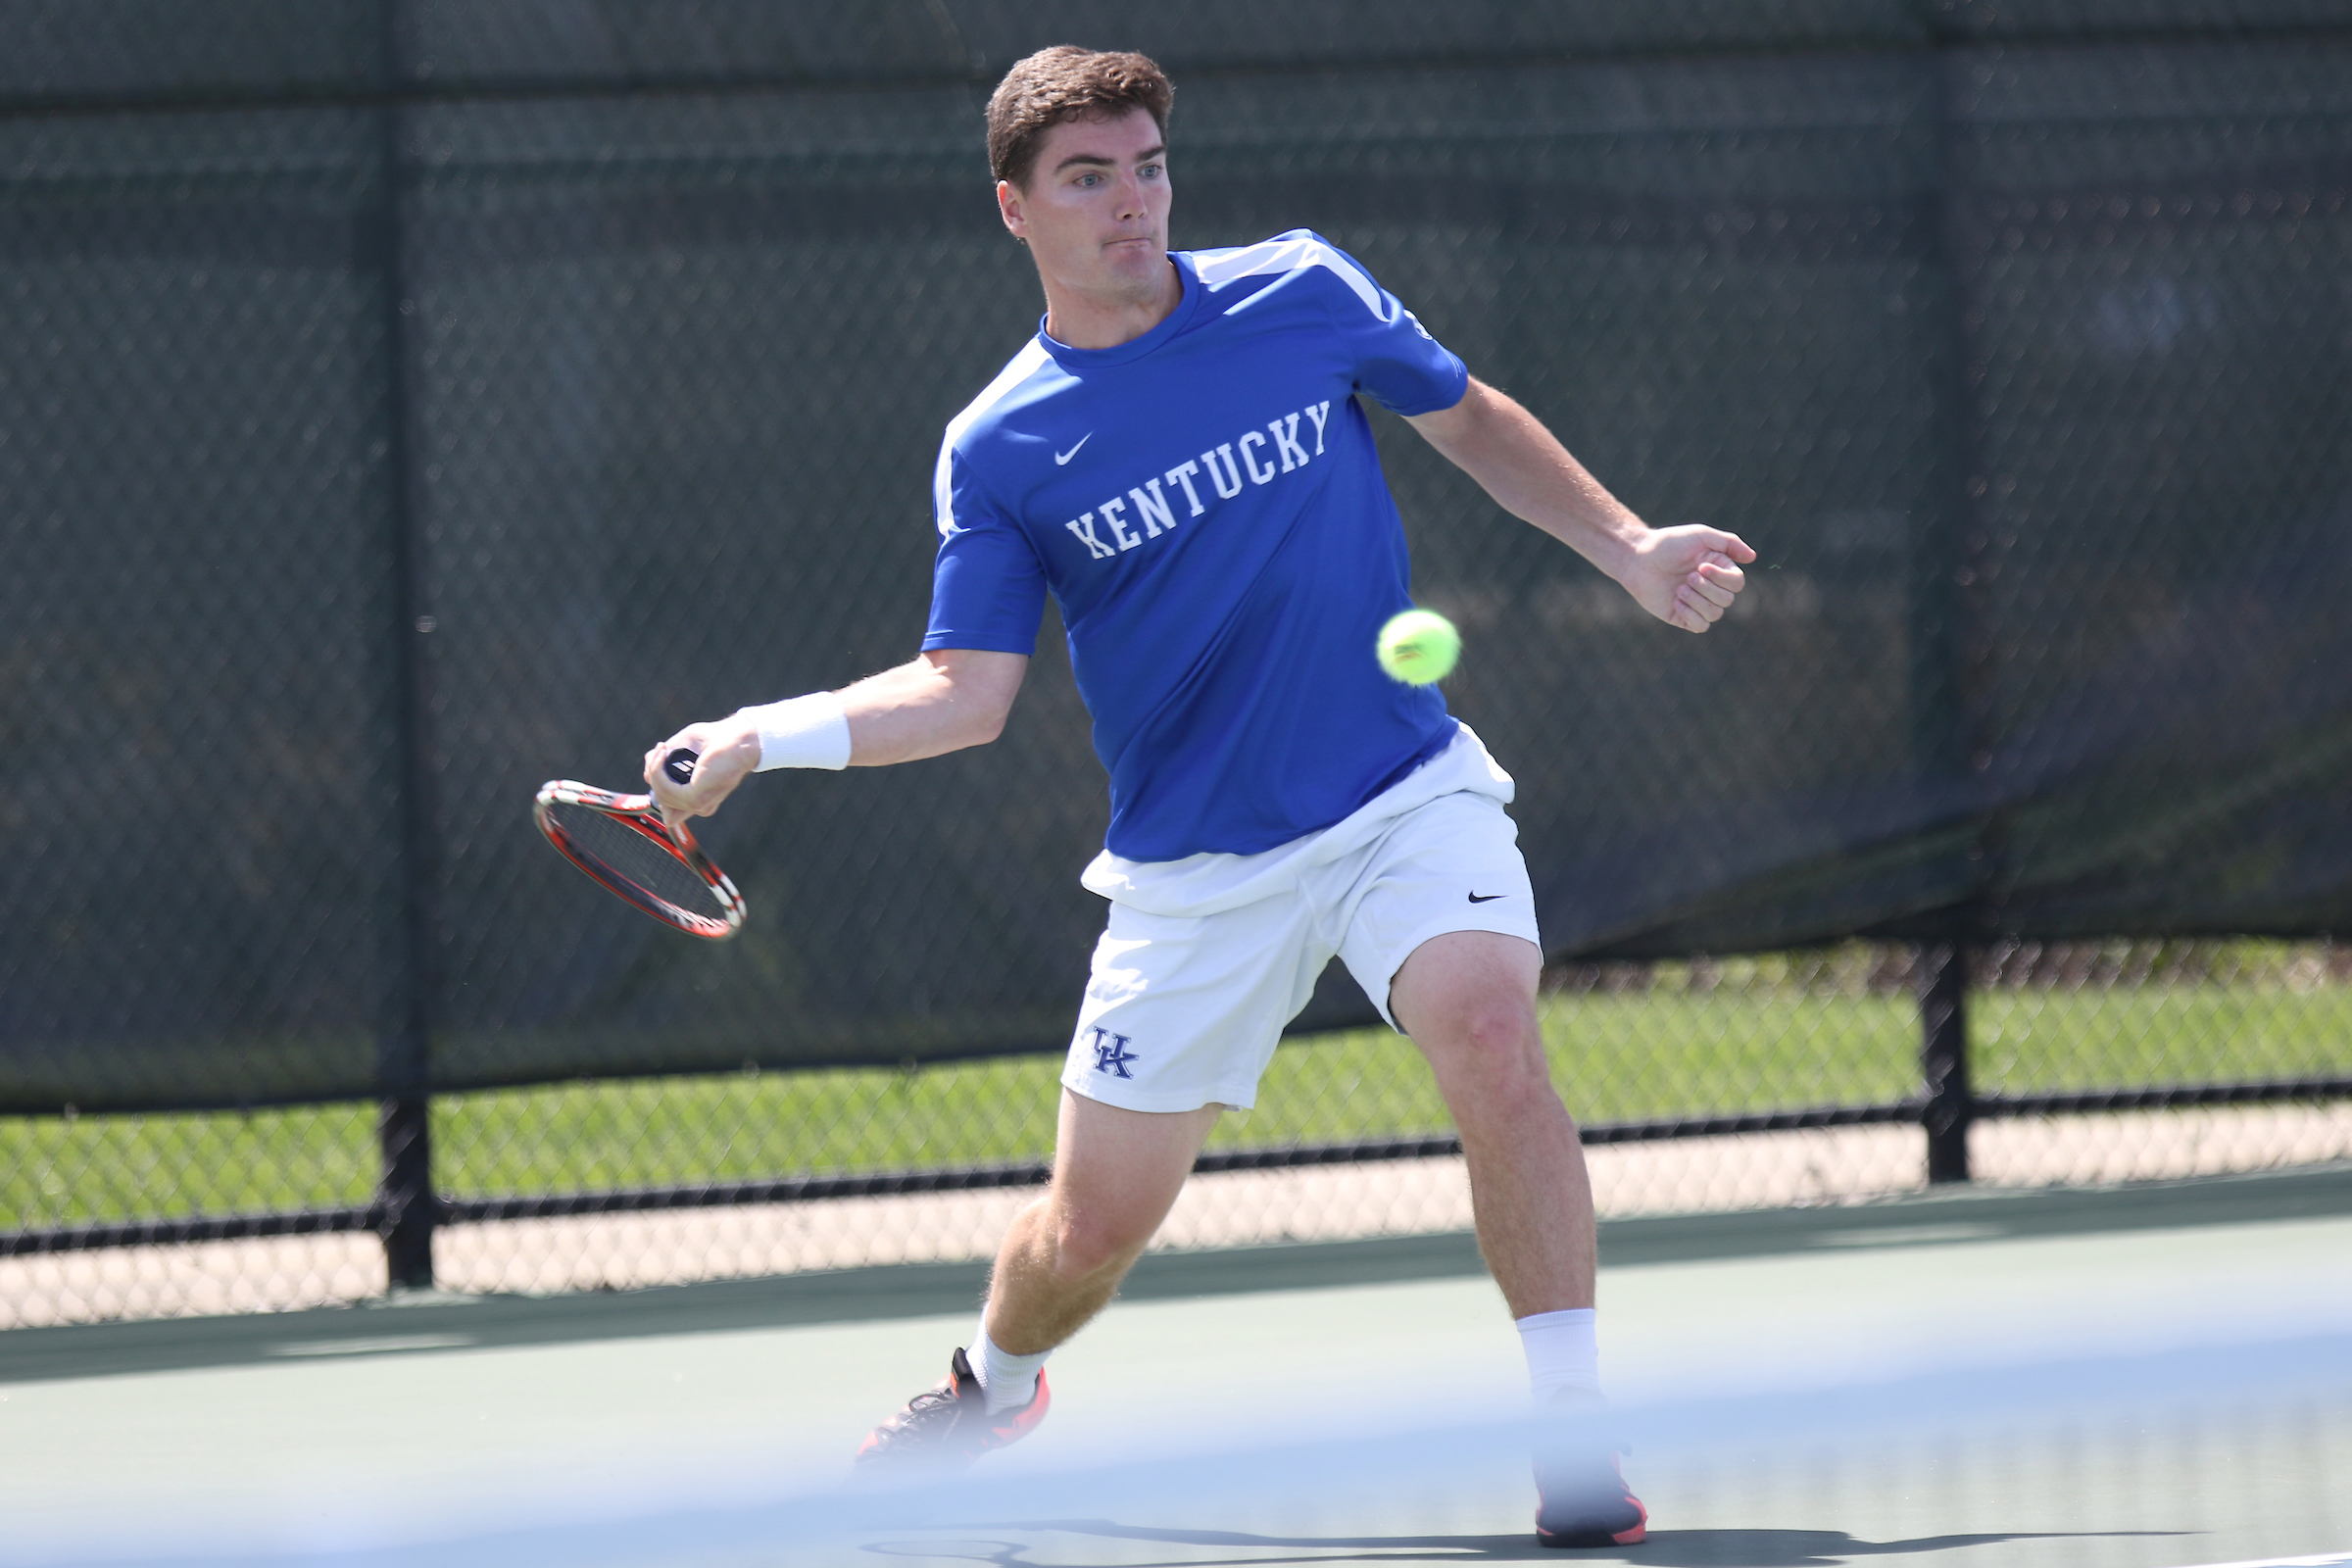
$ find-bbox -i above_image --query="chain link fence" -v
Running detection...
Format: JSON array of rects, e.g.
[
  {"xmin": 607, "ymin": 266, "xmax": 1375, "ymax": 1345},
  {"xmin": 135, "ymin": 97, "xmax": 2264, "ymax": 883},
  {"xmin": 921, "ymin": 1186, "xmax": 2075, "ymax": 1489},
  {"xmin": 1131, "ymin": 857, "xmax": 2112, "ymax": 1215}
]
[
  {"xmin": 8, "ymin": 940, "xmax": 2346, "ymax": 1326},
  {"xmin": 5, "ymin": 5, "xmax": 2351, "ymax": 1326}
]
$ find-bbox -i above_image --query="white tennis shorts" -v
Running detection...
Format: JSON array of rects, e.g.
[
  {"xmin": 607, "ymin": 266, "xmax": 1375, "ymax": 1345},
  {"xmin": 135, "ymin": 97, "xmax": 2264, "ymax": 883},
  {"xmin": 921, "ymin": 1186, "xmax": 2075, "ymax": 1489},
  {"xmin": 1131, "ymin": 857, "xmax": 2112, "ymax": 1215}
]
[{"xmin": 1059, "ymin": 723, "xmax": 1542, "ymax": 1114}]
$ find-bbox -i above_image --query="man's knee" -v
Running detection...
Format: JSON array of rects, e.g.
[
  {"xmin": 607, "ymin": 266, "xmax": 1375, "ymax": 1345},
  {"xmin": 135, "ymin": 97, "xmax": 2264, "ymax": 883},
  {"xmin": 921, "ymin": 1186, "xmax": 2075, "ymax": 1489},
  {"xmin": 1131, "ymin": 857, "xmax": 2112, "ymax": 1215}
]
[
  {"xmin": 1429, "ymin": 994, "xmax": 1548, "ymax": 1083},
  {"xmin": 1046, "ymin": 1198, "xmax": 1157, "ymax": 1282}
]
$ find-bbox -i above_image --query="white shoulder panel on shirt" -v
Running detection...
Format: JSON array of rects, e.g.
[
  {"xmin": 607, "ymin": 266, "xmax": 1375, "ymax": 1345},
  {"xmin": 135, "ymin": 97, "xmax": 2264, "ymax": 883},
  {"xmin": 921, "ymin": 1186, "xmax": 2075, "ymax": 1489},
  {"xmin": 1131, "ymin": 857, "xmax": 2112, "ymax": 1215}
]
[
  {"xmin": 933, "ymin": 338, "xmax": 1054, "ymax": 538},
  {"xmin": 1193, "ymin": 232, "xmax": 1385, "ymax": 319}
]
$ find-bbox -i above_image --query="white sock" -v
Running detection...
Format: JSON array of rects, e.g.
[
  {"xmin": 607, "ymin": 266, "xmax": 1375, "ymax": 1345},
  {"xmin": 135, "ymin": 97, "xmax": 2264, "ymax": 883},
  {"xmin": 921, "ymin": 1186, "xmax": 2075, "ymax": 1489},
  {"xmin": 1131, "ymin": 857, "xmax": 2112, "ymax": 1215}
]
[
  {"xmin": 970, "ymin": 1316, "xmax": 1051, "ymax": 1415},
  {"xmin": 1517, "ymin": 1307, "xmax": 1601, "ymax": 1402}
]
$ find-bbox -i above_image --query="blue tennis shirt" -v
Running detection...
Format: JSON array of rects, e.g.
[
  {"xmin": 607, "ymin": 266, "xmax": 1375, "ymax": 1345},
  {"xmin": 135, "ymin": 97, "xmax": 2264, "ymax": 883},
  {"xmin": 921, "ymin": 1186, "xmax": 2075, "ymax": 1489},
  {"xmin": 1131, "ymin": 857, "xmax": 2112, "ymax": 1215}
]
[{"xmin": 922, "ymin": 230, "xmax": 1470, "ymax": 862}]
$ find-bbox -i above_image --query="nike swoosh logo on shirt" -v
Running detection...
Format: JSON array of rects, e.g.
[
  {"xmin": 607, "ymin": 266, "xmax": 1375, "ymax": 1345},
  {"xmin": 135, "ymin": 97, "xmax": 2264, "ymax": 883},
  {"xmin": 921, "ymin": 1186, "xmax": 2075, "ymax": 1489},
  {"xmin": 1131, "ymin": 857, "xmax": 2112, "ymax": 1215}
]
[
  {"xmin": 1467, "ymin": 893, "xmax": 1506, "ymax": 904},
  {"xmin": 1054, "ymin": 433, "xmax": 1093, "ymax": 465}
]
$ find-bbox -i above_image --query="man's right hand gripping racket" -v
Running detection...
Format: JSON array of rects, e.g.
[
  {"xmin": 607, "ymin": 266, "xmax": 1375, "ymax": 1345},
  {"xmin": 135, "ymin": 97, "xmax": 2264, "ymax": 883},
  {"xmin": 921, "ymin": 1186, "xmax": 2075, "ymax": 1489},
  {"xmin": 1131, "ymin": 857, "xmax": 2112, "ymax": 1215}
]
[{"xmin": 533, "ymin": 748, "xmax": 745, "ymax": 940}]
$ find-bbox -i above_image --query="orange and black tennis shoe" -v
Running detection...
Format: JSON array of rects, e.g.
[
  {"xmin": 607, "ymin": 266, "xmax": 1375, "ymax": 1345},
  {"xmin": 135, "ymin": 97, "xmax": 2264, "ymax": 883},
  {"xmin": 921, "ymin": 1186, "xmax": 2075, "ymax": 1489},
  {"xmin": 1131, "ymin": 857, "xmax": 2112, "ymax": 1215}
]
[
  {"xmin": 1533, "ymin": 1391, "xmax": 1647, "ymax": 1548},
  {"xmin": 854, "ymin": 1348, "xmax": 1051, "ymax": 1472}
]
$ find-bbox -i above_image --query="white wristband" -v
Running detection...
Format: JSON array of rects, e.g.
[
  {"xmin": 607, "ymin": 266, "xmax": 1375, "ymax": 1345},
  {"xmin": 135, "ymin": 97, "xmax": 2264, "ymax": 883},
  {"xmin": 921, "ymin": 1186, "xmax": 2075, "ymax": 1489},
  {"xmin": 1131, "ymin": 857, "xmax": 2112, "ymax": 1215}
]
[{"xmin": 740, "ymin": 691, "xmax": 851, "ymax": 771}]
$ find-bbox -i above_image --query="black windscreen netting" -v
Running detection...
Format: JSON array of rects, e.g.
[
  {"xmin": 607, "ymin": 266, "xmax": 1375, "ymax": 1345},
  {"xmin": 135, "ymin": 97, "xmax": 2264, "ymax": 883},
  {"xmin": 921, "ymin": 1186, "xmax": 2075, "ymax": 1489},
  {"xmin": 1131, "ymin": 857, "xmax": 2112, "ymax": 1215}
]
[
  {"xmin": 0, "ymin": 107, "xmax": 403, "ymax": 1112},
  {"xmin": 2, "ymin": 14, "xmax": 2348, "ymax": 1111}
]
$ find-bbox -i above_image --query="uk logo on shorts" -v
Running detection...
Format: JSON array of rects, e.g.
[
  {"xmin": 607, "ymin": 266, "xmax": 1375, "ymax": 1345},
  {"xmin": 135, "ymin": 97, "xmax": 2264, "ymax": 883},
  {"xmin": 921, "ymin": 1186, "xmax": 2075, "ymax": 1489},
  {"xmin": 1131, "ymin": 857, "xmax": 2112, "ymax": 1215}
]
[{"xmin": 1088, "ymin": 1026, "xmax": 1140, "ymax": 1079}]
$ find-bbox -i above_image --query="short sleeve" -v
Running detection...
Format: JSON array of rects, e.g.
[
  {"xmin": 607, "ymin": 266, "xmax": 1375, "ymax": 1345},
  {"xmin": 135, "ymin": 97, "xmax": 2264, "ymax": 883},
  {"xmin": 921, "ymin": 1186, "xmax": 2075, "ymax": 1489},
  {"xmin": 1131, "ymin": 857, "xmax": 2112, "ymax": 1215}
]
[
  {"xmin": 922, "ymin": 445, "xmax": 1048, "ymax": 656},
  {"xmin": 1315, "ymin": 237, "xmax": 1469, "ymax": 416}
]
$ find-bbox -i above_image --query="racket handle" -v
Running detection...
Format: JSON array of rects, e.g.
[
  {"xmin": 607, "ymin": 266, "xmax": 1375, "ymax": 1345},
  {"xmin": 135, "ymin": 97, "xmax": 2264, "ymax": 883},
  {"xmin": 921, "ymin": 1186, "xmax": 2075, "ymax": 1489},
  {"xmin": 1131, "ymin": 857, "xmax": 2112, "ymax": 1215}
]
[{"xmin": 662, "ymin": 747, "xmax": 700, "ymax": 787}]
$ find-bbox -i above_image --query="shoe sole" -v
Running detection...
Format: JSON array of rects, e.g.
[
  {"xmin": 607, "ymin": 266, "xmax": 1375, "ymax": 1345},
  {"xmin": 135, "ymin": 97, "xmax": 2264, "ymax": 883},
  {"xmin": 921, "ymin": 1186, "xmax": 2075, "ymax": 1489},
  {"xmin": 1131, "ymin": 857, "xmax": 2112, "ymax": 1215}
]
[
  {"xmin": 1537, "ymin": 1520, "xmax": 1647, "ymax": 1548},
  {"xmin": 1537, "ymin": 1494, "xmax": 1647, "ymax": 1548}
]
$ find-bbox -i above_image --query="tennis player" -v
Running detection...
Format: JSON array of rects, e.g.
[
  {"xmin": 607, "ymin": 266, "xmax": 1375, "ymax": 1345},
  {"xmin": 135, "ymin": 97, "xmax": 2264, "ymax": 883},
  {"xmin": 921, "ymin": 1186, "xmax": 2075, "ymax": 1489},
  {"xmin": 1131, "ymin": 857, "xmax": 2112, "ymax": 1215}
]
[{"xmin": 647, "ymin": 46, "xmax": 1751, "ymax": 1548}]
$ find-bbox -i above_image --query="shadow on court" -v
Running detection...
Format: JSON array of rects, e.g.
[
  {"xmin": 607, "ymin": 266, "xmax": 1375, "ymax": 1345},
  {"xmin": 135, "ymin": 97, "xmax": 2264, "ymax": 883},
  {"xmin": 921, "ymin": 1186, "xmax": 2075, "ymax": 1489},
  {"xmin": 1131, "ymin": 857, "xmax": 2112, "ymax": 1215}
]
[{"xmin": 871, "ymin": 1521, "xmax": 2188, "ymax": 1566}]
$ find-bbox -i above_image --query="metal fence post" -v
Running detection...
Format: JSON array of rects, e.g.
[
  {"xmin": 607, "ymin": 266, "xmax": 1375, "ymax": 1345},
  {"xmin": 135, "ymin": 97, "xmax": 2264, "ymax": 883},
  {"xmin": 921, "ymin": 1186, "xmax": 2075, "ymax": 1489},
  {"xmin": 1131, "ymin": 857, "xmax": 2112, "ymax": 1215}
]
[
  {"xmin": 378, "ymin": 1098, "xmax": 435, "ymax": 1287},
  {"xmin": 1917, "ymin": 34, "xmax": 1992, "ymax": 1198},
  {"xmin": 372, "ymin": 8, "xmax": 439, "ymax": 1293},
  {"xmin": 1920, "ymin": 943, "xmax": 1973, "ymax": 1183}
]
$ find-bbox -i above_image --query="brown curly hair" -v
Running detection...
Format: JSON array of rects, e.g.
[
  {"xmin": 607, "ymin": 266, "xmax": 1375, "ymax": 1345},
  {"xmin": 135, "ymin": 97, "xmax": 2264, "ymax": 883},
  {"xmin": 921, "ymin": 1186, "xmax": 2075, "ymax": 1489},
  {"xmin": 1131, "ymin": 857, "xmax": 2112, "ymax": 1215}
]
[{"xmin": 986, "ymin": 46, "xmax": 1174, "ymax": 190}]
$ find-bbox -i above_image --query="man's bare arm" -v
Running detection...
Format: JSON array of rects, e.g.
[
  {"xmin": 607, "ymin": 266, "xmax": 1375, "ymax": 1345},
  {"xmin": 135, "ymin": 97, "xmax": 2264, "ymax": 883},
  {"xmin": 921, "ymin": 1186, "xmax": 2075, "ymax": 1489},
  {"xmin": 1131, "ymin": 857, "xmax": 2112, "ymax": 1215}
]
[
  {"xmin": 642, "ymin": 648, "xmax": 1028, "ymax": 830},
  {"xmin": 837, "ymin": 648, "xmax": 1030, "ymax": 765},
  {"xmin": 1403, "ymin": 377, "xmax": 1755, "ymax": 633}
]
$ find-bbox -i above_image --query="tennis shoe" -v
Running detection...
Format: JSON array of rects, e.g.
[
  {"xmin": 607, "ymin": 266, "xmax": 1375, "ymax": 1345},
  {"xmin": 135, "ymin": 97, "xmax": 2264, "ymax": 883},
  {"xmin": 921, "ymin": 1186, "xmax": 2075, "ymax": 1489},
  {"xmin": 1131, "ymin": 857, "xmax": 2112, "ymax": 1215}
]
[
  {"xmin": 1533, "ymin": 1389, "xmax": 1646, "ymax": 1548},
  {"xmin": 854, "ymin": 1348, "xmax": 1051, "ymax": 1472}
]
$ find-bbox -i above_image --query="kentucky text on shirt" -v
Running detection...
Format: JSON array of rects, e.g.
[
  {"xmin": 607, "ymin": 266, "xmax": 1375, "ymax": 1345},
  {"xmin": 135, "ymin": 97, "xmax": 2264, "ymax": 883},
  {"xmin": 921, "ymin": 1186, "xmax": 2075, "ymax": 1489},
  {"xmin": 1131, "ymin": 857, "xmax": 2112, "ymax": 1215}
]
[{"xmin": 1062, "ymin": 402, "xmax": 1335, "ymax": 561}]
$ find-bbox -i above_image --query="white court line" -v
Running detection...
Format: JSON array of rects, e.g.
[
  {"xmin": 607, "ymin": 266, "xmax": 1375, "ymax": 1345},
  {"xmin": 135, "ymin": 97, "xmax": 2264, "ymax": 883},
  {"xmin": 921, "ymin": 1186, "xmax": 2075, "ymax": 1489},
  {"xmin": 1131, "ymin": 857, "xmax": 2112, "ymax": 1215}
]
[
  {"xmin": 2166, "ymin": 1554, "xmax": 2352, "ymax": 1568},
  {"xmin": 1809, "ymin": 1222, "xmax": 2009, "ymax": 1248},
  {"xmin": 264, "ymin": 1334, "xmax": 479, "ymax": 1357}
]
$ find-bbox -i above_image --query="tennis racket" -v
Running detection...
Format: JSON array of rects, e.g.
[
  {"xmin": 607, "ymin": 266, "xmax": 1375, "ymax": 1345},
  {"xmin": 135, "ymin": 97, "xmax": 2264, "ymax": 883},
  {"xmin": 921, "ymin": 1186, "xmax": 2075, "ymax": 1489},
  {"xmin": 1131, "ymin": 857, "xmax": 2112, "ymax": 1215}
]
[{"xmin": 533, "ymin": 748, "xmax": 746, "ymax": 940}]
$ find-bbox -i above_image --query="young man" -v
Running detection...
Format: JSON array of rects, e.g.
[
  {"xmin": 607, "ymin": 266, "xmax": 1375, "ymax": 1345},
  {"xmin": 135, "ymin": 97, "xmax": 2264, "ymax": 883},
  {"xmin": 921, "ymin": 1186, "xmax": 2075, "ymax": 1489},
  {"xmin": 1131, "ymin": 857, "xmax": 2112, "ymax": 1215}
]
[{"xmin": 646, "ymin": 47, "xmax": 1751, "ymax": 1548}]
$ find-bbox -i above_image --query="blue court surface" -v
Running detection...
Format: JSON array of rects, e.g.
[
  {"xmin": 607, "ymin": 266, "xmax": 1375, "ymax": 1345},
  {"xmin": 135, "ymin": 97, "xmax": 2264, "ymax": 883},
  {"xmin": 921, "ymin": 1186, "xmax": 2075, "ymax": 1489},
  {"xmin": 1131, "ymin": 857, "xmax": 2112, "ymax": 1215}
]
[{"xmin": 3, "ymin": 1168, "xmax": 2347, "ymax": 1568}]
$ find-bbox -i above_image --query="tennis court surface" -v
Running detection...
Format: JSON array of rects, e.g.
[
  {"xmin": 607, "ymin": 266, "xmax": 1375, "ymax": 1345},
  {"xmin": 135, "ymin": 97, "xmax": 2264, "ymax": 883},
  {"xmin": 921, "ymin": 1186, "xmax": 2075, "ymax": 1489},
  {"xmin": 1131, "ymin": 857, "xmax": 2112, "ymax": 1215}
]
[{"xmin": 4, "ymin": 1168, "xmax": 2346, "ymax": 1568}]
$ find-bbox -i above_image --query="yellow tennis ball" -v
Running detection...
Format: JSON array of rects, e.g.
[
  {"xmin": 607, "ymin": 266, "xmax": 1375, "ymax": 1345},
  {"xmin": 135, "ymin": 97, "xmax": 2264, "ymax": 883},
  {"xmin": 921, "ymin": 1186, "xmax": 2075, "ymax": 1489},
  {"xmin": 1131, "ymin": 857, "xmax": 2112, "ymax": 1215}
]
[{"xmin": 1376, "ymin": 609, "xmax": 1460, "ymax": 685}]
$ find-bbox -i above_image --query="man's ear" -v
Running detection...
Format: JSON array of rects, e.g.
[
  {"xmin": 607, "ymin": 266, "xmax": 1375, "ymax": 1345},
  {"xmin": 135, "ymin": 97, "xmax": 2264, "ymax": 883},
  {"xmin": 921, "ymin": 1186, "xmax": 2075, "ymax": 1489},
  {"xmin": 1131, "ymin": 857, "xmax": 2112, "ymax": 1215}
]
[{"xmin": 997, "ymin": 178, "xmax": 1028, "ymax": 245}]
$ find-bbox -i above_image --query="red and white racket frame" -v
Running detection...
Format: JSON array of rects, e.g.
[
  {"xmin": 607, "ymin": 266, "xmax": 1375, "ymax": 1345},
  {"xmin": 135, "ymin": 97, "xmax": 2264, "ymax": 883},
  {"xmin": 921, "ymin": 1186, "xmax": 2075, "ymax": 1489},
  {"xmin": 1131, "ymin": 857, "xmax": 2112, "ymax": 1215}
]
[{"xmin": 532, "ymin": 779, "xmax": 747, "ymax": 940}]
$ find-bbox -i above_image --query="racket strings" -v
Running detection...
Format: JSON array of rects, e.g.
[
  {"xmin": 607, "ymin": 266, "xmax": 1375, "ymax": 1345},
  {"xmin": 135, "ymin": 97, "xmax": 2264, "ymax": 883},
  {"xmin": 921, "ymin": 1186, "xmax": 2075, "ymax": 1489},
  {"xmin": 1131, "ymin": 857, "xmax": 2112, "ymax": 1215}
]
[{"xmin": 545, "ymin": 802, "xmax": 726, "ymax": 922}]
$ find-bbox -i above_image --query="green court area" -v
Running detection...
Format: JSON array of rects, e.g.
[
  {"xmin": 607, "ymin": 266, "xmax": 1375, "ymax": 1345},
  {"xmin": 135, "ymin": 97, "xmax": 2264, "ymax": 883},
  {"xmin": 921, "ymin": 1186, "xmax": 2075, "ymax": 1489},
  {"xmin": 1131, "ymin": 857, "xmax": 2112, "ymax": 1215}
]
[{"xmin": 6, "ymin": 949, "xmax": 2347, "ymax": 1230}]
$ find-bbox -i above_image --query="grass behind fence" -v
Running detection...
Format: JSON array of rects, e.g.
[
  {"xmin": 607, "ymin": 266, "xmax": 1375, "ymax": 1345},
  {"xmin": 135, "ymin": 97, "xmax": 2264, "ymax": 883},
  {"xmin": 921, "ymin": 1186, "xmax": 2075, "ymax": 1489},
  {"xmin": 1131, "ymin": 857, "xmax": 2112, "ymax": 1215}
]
[{"xmin": 6, "ymin": 946, "xmax": 2347, "ymax": 1230}]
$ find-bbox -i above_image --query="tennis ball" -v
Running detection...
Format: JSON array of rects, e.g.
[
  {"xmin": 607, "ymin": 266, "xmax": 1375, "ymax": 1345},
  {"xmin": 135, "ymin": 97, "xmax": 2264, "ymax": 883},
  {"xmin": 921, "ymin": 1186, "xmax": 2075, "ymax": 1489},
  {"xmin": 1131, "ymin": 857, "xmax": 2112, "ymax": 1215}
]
[{"xmin": 1376, "ymin": 608, "xmax": 1460, "ymax": 685}]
